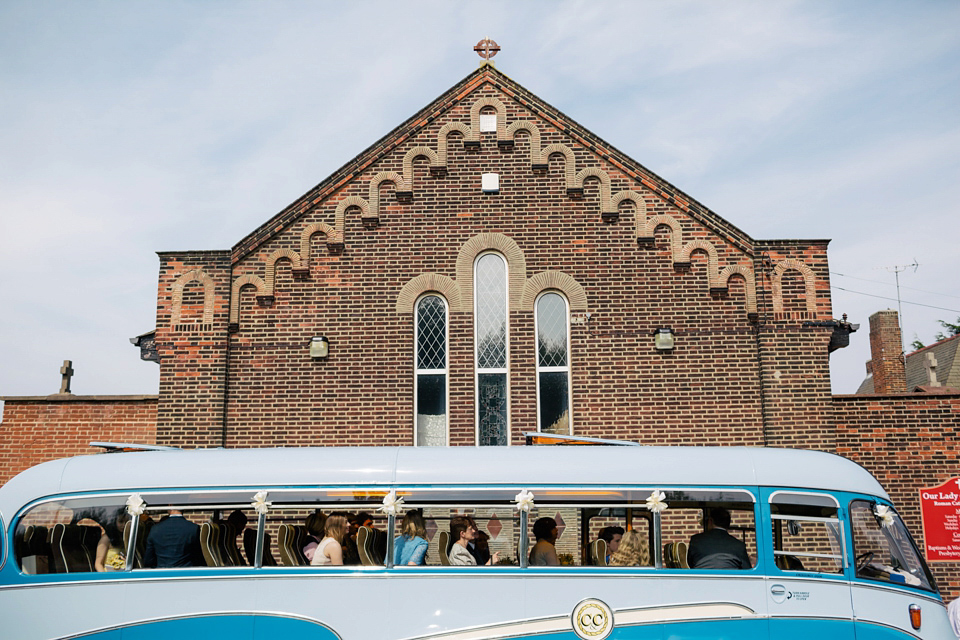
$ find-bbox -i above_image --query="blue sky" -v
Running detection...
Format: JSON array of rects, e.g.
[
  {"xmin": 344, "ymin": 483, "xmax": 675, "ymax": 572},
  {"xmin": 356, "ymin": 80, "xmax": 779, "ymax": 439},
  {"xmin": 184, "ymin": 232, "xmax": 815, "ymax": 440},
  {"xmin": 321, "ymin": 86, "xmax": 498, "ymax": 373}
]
[{"xmin": 1, "ymin": 0, "xmax": 958, "ymax": 402}]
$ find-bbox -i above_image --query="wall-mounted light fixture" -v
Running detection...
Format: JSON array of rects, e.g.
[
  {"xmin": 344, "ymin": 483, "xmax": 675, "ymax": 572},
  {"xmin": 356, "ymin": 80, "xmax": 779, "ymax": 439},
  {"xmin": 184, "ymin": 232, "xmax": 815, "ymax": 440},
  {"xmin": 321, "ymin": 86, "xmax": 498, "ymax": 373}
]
[
  {"xmin": 310, "ymin": 336, "xmax": 329, "ymax": 359},
  {"xmin": 653, "ymin": 327, "xmax": 675, "ymax": 351}
]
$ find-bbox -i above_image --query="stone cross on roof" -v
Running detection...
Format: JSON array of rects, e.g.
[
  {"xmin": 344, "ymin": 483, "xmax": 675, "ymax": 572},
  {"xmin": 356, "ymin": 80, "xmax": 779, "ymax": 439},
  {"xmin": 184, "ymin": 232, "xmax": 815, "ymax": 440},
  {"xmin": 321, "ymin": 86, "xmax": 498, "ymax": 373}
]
[
  {"xmin": 924, "ymin": 351, "xmax": 941, "ymax": 387},
  {"xmin": 59, "ymin": 359, "xmax": 74, "ymax": 394}
]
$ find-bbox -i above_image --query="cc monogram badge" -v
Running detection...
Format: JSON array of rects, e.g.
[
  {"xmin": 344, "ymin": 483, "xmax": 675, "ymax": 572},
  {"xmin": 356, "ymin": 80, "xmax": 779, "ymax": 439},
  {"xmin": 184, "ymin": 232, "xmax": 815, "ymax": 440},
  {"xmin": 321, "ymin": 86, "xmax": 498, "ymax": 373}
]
[{"xmin": 571, "ymin": 598, "xmax": 614, "ymax": 639}]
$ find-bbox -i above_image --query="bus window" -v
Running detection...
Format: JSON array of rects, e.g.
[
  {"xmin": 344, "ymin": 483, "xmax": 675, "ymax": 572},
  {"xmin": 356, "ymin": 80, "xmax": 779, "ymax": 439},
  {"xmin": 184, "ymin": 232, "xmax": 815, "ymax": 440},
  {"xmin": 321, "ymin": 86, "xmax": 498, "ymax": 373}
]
[
  {"xmin": 769, "ymin": 492, "xmax": 843, "ymax": 574},
  {"xmin": 583, "ymin": 509, "xmax": 653, "ymax": 567},
  {"xmin": 414, "ymin": 506, "xmax": 521, "ymax": 566},
  {"xmin": 266, "ymin": 507, "xmax": 387, "ymax": 567},
  {"xmin": 659, "ymin": 490, "xmax": 756, "ymax": 570},
  {"xmin": 849, "ymin": 500, "xmax": 935, "ymax": 591},
  {"xmin": 15, "ymin": 496, "xmax": 129, "ymax": 574}
]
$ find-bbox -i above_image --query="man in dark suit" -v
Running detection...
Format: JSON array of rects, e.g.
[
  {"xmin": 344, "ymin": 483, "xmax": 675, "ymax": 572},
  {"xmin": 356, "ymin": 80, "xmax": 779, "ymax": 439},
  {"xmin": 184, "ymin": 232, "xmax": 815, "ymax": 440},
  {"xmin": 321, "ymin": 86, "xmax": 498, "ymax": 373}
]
[
  {"xmin": 143, "ymin": 509, "xmax": 203, "ymax": 568},
  {"xmin": 687, "ymin": 507, "xmax": 752, "ymax": 570}
]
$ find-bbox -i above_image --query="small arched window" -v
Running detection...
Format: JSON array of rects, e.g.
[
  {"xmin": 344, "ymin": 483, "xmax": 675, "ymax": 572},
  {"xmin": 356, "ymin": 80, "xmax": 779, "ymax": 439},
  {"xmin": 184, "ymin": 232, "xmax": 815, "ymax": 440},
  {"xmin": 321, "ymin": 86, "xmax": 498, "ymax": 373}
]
[
  {"xmin": 475, "ymin": 253, "xmax": 509, "ymax": 445},
  {"xmin": 415, "ymin": 294, "xmax": 448, "ymax": 446},
  {"xmin": 535, "ymin": 292, "xmax": 571, "ymax": 434}
]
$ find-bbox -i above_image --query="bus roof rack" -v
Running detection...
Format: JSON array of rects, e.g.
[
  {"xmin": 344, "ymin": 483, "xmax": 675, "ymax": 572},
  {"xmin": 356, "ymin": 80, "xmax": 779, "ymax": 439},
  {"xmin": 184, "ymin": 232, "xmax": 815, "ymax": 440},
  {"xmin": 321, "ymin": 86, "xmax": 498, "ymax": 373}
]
[
  {"xmin": 523, "ymin": 432, "xmax": 641, "ymax": 446},
  {"xmin": 90, "ymin": 442, "xmax": 181, "ymax": 453}
]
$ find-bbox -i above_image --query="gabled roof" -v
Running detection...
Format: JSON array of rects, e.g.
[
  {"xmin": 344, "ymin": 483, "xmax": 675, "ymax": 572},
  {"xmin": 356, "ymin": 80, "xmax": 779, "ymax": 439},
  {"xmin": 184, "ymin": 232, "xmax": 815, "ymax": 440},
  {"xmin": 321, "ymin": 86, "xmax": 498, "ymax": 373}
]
[
  {"xmin": 855, "ymin": 332, "xmax": 960, "ymax": 394},
  {"xmin": 231, "ymin": 64, "xmax": 760, "ymax": 262}
]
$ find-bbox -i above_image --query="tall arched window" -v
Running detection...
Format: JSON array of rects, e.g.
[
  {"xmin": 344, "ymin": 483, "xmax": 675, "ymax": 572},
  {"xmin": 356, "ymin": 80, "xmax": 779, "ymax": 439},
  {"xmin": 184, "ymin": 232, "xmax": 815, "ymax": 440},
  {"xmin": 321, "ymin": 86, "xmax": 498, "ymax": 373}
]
[
  {"xmin": 475, "ymin": 253, "xmax": 509, "ymax": 445},
  {"xmin": 535, "ymin": 291, "xmax": 571, "ymax": 434},
  {"xmin": 415, "ymin": 294, "xmax": 448, "ymax": 446}
]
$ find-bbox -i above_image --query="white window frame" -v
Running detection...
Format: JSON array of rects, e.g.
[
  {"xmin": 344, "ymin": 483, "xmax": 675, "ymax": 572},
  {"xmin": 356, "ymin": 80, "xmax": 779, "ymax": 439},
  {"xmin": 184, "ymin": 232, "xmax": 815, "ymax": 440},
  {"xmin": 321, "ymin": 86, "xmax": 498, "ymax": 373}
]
[
  {"xmin": 414, "ymin": 294, "xmax": 449, "ymax": 446},
  {"xmin": 474, "ymin": 251, "xmax": 510, "ymax": 446},
  {"xmin": 534, "ymin": 290, "xmax": 572, "ymax": 434}
]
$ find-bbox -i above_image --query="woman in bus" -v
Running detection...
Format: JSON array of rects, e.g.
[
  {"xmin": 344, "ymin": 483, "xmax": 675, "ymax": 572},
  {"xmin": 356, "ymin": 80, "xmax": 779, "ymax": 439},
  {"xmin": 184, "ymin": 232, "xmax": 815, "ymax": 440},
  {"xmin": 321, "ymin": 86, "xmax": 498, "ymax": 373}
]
[
  {"xmin": 393, "ymin": 511, "xmax": 428, "ymax": 565},
  {"xmin": 94, "ymin": 510, "xmax": 128, "ymax": 572},
  {"xmin": 608, "ymin": 529, "xmax": 649, "ymax": 567},
  {"xmin": 448, "ymin": 516, "xmax": 500, "ymax": 566},
  {"xmin": 528, "ymin": 517, "xmax": 559, "ymax": 566},
  {"xmin": 310, "ymin": 514, "xmax": 346, "ymax": 566},
  {"xmin": 302, "ymin": 511, "xmax": 326, "ymax": 563}
]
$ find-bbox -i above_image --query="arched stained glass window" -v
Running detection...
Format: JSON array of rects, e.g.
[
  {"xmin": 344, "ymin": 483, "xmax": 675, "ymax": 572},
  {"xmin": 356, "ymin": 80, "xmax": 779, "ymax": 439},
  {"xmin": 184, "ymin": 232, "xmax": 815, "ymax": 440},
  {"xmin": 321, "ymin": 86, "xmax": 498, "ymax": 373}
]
[
  {"xmin": 475, "ymin": 253, "xmax": 508, "ymax": 446},
  {"xmin": 415, "ymin": 295, "xmax": 448, "ymax": 446},
  {"xmin": 535, "ymin": 292, "xmax": 571, "ymax": 434}
]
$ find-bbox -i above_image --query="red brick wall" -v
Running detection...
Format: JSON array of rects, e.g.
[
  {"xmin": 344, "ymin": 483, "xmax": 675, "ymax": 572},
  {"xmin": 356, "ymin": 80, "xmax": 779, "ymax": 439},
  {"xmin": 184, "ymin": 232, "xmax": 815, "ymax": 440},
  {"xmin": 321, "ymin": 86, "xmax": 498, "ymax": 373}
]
[
  {"xmin": 834, "ymin": 392, "xmax": 960, "ymax": 601},
  {"xmin": 0, "ymin": 396, "xmax": 157, "ymax": 485}
]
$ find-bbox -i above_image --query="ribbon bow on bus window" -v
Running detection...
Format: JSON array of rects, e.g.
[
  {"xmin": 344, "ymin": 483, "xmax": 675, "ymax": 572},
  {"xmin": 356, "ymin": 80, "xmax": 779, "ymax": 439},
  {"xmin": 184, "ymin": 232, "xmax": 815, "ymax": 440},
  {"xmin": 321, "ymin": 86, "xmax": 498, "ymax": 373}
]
[
  {"xmin": 251, "ymin": 491, "xmax": 272, "ymax": 515},
  {"xmin": 873, "ymin": 503, "xmax": 894, "ymax": 528},
  {"xmin": 645, "ymin": 490, "xmax": 668, "ymax": 513},
  {"xmin": 379, "ymin": 490, "xmax": 404, "ymax": 516},
  {"xmin": 126, "ymin": 493, "xmax": 146, "ymax": 517},
  {"xmin": 514, "ymin": 489, "xmax": 535, "ymax": 512}
]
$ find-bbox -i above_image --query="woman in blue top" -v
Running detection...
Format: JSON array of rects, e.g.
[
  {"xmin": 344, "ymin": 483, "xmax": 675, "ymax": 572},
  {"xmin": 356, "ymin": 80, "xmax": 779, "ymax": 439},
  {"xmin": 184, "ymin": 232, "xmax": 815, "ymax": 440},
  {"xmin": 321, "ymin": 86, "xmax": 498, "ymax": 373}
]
[{"xmin": 394, "ymin": 511, "xmax": 428, "ymax": 565}]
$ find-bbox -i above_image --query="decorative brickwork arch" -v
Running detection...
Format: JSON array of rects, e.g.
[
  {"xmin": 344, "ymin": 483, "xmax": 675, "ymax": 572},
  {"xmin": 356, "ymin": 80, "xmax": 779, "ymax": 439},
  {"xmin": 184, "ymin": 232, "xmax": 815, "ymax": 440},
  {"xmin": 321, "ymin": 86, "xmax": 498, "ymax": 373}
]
[
  {"xmin": 718, "ymin": 264, "xmax": 758, "ymax": 315},
  {"xmin": 456, "ymin": 233, "xmax": 527, "ymax": 312},
  {"xmin": 264, "ymin": 249, "xmax": 301, "ymax": 295},
  {"xmin": 395, "ymin": 273, "xmax": 462, "ymax": 314},
  {"xmin": 643, "ymin": 215, "xmax": 683, "ymax": 259},
  {"xmin": 171, "ymin": 269, "xmax": 215, "ymax": 327},
  {"xmin": 520, "ymin": 271, "xmax": 588, "ymax": 311},
  {"xmin": 575, "ymin": 167, "xmax": 612, "ymax": 211},
  {"xmin": 333, "ymin": 196, "xmax": 369, "ymax": 242},
  {"xmin": 610, "ymin": 190, "xmax": 647, "ymax": 230},
  {"xmin": 772, "ymin": 259, "xmax": 817, "ymax": 314},
  {"xmin": 402, "ymin": 146, "xmax": 439, "ymax": 192},
  {"xmin": 299, "ymin": 222, "xmax": 335, "ymax": 266},
  {"xmin": 368, "ymin": 171, "xmax": 408, "ymax": 222},
  {"xmin": 229, "ymin": 274, "xmax": 267, "ymax": 327},
  {"xmin": 437, "ymin": 122, "xmax": 472, "ymax": 167},
  {"xmin": 469, "ymin": 96, "xmax": 507, "ymax": 141},
  {"xmin": 539, "ymin": 144, "xmax": 576, "ymax": 188},
  {"xmin": 505, "ymin": 121, "xmax": 541, "ymax": 164},
  {"xmin": 680, "ymin": 239, "xmax": 720, "ymax": 287}
]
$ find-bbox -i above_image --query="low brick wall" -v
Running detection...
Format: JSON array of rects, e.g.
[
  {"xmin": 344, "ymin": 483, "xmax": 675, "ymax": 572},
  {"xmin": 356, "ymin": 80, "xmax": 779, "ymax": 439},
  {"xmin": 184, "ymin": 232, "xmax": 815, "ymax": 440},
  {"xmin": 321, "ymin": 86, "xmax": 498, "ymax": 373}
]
[
  {"xmin": 0, "ymin": 395, "xmax": 158, "ymax": 486},
  {"xmin": 834, "ymin": 392, "xmax": 960, "ymax": 601}
]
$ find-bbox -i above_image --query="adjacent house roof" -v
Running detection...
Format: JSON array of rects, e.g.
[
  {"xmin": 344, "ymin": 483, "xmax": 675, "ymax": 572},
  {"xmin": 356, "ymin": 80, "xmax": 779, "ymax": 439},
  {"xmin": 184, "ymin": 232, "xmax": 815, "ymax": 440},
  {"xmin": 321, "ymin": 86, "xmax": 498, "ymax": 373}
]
[{"xmin": 856, "ymin": 333, "xmax": 960, "ymax": 394}]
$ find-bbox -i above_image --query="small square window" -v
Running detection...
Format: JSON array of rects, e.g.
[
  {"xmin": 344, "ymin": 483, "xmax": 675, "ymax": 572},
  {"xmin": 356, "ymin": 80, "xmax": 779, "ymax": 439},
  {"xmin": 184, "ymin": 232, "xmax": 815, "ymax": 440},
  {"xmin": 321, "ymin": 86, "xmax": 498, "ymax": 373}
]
[
  {"xmin": 479, "ymin": 113, "xmax": 497, "ymax": 132},
  {"xmin": 481, "ymin": 173, "xmax": 499, "ymax": 194}
]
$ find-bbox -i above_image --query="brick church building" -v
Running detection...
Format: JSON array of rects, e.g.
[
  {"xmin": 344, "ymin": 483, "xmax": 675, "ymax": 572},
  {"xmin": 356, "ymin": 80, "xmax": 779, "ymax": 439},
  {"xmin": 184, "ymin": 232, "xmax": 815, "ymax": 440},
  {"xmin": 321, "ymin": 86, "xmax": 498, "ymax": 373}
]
[{"xmin": 2, "ymin": 62, "xmax": 957, "ymax": 597}]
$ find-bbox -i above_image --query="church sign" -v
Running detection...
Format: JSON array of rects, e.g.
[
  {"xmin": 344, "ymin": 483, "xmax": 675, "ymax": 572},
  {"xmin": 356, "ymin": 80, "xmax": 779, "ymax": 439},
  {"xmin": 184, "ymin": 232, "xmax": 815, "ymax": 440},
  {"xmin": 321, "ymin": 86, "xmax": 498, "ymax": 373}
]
[{"xmin": 918, "ymin": 477, "xmax": 960, "ymax": 561}]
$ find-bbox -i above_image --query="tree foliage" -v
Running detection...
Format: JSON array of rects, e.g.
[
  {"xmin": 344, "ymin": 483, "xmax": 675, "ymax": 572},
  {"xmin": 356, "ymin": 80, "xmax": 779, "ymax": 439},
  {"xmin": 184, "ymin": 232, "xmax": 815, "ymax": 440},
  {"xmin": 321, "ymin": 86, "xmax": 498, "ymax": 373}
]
[{"xmin": 911, "ymin": 316, "xmax": 960, "ymax": 351}]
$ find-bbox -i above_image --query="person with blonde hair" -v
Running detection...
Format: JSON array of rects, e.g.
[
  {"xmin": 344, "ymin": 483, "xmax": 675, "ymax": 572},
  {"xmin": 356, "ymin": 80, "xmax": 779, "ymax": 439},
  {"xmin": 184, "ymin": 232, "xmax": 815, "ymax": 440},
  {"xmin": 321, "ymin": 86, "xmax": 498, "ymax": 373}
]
[
  {"xmin": 609, "ymin": 529, "xmax": 649, "ymax": 567},
  {"xmin": 311, "ymin": 514, "xmax": 347, "ymax": 566},
  {"xmin": 393, "ymin": 510, "xmax": 428, "ymax": 565}
]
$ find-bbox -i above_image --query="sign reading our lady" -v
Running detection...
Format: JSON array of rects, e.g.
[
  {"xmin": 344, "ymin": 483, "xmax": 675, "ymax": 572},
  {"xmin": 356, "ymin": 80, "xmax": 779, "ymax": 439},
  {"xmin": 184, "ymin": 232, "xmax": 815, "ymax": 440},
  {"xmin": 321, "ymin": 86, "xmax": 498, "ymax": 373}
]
[{"xmin": 919, "ymin": 477, "xmax": 960, "ymax": 562}]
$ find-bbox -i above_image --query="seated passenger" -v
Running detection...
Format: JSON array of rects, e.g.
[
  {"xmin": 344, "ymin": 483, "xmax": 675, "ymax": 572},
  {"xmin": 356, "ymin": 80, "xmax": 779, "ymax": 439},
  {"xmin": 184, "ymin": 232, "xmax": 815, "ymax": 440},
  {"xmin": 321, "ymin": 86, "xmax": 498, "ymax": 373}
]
[
  {"xmin": 468, "ymin": 521, "xmax": 491, "ymax": 566},
  {"xmin": 448, "ymin": 516, "xmax": 500, "ymax": 566},
  {"xmin": 229, "ymin": 509, "xmax": 277, "ymax": 566},
  {"xmin": 528, "ymin": 517, "xmax": 559, "ymax": 566},
  {"xmin": 608, "ymin": 529, "xmax": 649, "ymax": 567},
  {"xmin": 143, "ymin": 509, "xmax": 203, "ymax": 568},
  {"xmin": 597, "ymin": 526, "xmax": 624, "ymax": 564},
  {"xmin": 340, "ymin": 512, "xmax": 362, "ymax": 565},
  {"xmin": 311, "ymin": 514, "xmax": 347, "ymax": 566},
  {"xmin": 302, "ymin": 511, "xmax": 326, "ymax": 563},
  {"xmin": 393, "ymin": 511, "xmax": 428, "ymax": 566},
  {"xmin": 687, "ymin": 507, "xmax": 751, "ymax": 570},
  {"xmin": 94, "ymin": 510, "xmax": 127, "ymax": 572}
]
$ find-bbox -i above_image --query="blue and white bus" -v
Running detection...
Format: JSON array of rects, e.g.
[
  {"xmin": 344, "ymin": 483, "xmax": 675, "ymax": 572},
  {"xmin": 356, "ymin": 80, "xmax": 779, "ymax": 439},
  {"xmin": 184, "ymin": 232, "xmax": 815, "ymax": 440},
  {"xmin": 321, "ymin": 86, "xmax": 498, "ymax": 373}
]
[{"xmin": 0, "ymin": 445, "xmax": 950, "ymax": 639}]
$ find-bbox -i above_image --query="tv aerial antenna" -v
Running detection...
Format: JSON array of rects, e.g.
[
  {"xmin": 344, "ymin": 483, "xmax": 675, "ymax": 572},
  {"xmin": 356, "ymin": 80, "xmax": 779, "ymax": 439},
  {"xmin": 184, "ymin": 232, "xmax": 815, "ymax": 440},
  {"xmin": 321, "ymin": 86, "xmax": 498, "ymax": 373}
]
[{"xmin": 877, "ymin": 260, "xmax": 919, "ymax": 349}]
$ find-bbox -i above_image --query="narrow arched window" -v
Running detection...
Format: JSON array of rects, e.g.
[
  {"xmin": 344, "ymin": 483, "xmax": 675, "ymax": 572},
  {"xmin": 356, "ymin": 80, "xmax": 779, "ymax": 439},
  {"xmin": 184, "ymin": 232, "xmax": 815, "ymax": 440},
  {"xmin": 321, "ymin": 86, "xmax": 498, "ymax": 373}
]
[
  {"xmin": 475, "ymin": 253, "xmax": 508, "ymax": 445},
  {"xmin": 535, "ymin": 292, "xmax": 571, "ymax": 434},
  {"xmin": 415, "ymin": 294, "xmax": 448, "ymax": 446}
]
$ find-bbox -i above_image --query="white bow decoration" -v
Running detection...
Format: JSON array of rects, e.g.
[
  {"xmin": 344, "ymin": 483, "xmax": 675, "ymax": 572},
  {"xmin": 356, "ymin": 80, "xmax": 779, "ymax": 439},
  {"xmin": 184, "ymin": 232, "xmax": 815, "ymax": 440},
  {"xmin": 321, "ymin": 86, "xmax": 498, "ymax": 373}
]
[
  {"xmin": 126, "ymin": 493, "xmax": 146, "ymax": 517},
  {"xmin": 514, "ymin": 489, "xmax": 535, "ymax": 513},
  {"xmin": 874, "ymin": 504, "xmax": 894, "ymax": 528},
  {"xmin": 379, "ymin": 490, "xmax": 405, "ymax": 516},
  {"xmin": 251, "ymin": 490, "xmax": 272, "ymax": 516},
  {"xmin": 645, "ymin": 490, "xmax": 668, "ymax": 513}
]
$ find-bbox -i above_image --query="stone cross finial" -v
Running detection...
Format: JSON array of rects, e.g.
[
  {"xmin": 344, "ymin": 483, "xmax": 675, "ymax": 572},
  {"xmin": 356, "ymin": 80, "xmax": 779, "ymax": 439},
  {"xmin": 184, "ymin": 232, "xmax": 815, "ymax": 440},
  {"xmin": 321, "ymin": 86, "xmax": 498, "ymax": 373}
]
[
  {"xmin": 925, "ymin": 351, "xmax": 941, "ymax": 387},
  {"xmin": 59, "ymin": 360, "xmax": 74, "ymax": 394}
]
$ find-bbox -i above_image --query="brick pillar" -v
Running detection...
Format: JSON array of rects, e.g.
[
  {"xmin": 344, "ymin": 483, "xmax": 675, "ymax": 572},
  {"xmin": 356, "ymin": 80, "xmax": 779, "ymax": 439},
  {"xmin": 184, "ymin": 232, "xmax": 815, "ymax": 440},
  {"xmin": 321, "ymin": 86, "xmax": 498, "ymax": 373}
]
[{"xmin": 868, "ymin": 310, "xmax": 907, "ymax": 394}]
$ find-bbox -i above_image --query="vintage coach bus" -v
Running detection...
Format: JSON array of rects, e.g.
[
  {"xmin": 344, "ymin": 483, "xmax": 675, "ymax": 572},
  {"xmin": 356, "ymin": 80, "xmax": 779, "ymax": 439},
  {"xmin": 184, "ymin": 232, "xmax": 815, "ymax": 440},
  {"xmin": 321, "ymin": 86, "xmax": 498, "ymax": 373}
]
[{"xmin": 0, "ymin": 445, "xmax": 950, "ymax": 639}]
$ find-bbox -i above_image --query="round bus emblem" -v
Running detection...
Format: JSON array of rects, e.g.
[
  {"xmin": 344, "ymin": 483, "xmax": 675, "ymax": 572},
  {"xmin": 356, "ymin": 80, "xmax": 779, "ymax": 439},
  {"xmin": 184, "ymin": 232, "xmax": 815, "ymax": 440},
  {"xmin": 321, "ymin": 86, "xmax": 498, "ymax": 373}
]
[{"xmin": 571, "ymin": 598, "xmax": 614, "ymax": 639}]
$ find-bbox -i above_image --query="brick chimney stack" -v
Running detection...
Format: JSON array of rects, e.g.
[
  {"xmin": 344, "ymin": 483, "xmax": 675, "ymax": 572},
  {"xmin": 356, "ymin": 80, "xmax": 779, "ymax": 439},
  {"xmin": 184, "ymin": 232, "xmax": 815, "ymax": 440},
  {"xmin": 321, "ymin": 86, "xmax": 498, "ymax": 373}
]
[{"xmin": 867, "ymin": 310, "xmax": 907, "ymax": 394}]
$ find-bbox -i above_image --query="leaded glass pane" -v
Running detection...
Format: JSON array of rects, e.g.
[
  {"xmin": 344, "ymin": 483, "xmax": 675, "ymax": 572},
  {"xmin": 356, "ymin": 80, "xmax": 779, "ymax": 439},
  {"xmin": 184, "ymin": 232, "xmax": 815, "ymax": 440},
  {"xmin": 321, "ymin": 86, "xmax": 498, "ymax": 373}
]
[
  {"xmin": 416, "ymin": 374, "xmax": 446, "ymax": 447},
  {"xmin": 476, "ymin": 254, "xmax": 506, "ymax": 369},
  {"xmin": 478, "ymin": 373, "xmax": 508, "ymax": 446},
  {"xmin": 417, "ymin": 296, "xmax": 446, "ymax": 370},
  {"xmin": 537, "ymin": 293, "xmax": 568, "ymax": 367},
  {"xmin": 539, "ymin": 372, "xmax": 570, "ymax": 434}
]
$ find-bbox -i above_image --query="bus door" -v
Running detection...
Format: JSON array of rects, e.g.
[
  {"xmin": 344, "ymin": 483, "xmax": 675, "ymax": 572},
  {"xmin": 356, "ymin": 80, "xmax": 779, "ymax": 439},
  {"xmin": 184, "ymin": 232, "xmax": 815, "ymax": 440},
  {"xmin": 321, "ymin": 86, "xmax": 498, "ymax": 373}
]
[{"xmin": 764, "ymin": 490, "xmax": 854, "ymax": 639}]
